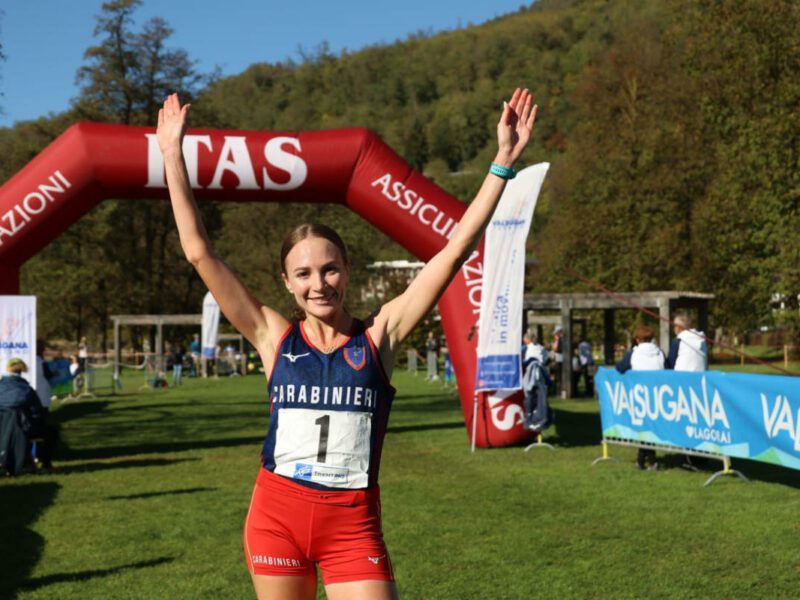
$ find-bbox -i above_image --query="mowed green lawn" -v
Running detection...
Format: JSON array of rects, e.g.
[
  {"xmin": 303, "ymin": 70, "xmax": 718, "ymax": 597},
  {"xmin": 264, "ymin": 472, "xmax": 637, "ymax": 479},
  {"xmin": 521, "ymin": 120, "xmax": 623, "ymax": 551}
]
[{"xmin": 2, "ymin": 368, "xmax": 799, "ymax": 599}]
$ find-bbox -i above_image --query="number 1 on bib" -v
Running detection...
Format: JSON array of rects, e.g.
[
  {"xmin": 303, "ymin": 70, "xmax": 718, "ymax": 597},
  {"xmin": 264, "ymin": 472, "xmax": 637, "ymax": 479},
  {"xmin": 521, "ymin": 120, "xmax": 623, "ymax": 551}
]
[{"xmin": 315, "ymin": 414, "xmax": 330, "ymax": 463}]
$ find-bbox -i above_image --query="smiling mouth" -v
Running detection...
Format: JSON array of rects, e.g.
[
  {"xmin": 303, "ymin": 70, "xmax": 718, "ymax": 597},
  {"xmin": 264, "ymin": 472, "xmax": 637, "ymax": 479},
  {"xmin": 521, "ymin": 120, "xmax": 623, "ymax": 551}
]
[{"xmin": 309, "ymin": 292, "xmax": 338, "ymax": 303}]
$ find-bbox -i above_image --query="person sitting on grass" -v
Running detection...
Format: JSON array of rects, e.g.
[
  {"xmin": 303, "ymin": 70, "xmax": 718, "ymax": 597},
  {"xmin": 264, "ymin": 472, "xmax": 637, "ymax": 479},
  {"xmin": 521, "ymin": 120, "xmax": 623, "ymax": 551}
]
[{"xmin": 0, "ymin": 358, "xmax": 58, "ymax": 474}]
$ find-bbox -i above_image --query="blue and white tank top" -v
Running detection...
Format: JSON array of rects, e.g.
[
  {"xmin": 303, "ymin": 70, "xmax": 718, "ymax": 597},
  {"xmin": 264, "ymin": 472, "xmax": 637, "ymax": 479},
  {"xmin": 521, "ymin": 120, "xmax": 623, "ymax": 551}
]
[{"xmin": 262, "ymin": 319, "xmax": 395, "ymax": 490}]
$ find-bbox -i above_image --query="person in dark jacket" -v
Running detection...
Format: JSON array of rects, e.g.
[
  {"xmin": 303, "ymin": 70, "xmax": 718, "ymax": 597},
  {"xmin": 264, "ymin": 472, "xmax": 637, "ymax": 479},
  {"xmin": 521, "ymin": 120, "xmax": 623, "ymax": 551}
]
[
  {"xmin": 0, "ymin": 358, "xmax": 58, "ymax": 473},
  {"xmin": 0, "ymin": 403, "xmax": 28, "ymax": 475}
]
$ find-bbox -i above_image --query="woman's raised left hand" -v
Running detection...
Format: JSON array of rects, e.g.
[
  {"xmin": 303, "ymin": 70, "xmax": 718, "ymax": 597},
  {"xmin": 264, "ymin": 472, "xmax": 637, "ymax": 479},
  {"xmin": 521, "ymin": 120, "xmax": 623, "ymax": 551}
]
[{"xmin": 495, "ymin": 88, "xmax": 537, "ymax": 167}]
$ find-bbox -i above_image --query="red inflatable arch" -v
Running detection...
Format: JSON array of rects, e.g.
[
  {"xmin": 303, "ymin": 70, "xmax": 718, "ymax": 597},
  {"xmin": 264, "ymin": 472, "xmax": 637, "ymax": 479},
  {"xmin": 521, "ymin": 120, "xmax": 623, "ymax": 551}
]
[{"xmin": 0, "ymin": 123, "xmax": 531, "ymax": 448}]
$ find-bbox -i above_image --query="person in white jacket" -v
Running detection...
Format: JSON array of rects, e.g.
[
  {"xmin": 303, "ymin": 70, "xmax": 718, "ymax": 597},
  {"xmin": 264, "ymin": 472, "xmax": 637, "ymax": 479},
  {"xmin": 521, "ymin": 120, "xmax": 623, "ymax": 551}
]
[
  {"xmin": 616, "ymin": 324, "xmax": 665, "ymax": 469},
  {"xmin": 666, "ymin": 313, "xmax": 708, "ymax": 371},
  {"xmin": 667, "ymin": 313, "xmax": 709, "ymax": 468}
]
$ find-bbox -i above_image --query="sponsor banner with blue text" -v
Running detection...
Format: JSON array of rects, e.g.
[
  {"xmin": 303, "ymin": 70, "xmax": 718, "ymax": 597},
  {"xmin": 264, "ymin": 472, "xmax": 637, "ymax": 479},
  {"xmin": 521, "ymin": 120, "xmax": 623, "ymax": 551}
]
[
  {"xmin": 0, "ymin": 295, "xmax": 37, "ymax": 388},
  {"xmin": 475, "ymin": 163, "xmax": 549, "ymax": 392},
  {"xmin": 201, "ymin": 291, "xmax": 220, "ymax": 359},
  {"xmin": 595, "ymin": 367, "xmax": 800, "ymax": 470}
]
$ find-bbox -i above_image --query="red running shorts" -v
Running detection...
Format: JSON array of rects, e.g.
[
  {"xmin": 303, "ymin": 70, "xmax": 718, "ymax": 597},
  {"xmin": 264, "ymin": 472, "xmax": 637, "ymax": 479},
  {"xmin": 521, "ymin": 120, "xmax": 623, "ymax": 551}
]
[{"xmin": 243, "ymin": 468, "xmax": 394, "ymax": 584}]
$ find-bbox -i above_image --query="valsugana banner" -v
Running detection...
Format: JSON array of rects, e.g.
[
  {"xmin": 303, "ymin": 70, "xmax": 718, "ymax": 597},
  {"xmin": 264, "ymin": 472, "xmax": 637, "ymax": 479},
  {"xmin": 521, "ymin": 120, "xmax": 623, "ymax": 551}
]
[
  {"xmin": 201, "ymin": 291, "xmax": 220, "ymax": 359},
  {"xmin": 595, "ymin": 367, "xmax": 800, "ymax": 471},
  {"xmin": 475, "ymin": 163, "xmax": 549, "ymax": 392},
  {"xmin": 0, "ymin": 295, "xmax": 37, "ymax": 388}
]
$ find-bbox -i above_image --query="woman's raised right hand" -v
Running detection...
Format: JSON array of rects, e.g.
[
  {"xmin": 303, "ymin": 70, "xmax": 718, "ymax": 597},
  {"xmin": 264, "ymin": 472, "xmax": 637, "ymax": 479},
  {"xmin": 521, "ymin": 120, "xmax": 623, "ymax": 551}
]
[{"xmin": 156, "ymin": 93, "xmax": 190, "ymax": 156}]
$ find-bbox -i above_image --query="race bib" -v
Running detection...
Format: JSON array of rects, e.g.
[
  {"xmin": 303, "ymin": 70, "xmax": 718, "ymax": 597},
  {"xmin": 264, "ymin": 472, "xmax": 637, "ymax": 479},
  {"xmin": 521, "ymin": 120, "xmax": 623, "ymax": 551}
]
[{"xmin": 273, "ymin": 408, "xmax": 372, "ymax": 488}]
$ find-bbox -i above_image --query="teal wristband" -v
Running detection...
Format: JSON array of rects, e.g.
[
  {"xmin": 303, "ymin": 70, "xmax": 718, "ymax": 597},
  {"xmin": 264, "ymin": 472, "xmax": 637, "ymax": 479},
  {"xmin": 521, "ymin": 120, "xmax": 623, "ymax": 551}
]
[{"xmin": 489, "ymin": 162, "xmax": 516, "ymax": 180}]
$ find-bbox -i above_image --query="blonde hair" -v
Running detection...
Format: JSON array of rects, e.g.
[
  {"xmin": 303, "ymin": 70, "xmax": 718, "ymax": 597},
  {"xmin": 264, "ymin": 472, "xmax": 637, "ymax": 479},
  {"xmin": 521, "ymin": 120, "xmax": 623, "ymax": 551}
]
[{"xmin": 6, "ymin": 358, "xmax": 28, "ymax": 374}]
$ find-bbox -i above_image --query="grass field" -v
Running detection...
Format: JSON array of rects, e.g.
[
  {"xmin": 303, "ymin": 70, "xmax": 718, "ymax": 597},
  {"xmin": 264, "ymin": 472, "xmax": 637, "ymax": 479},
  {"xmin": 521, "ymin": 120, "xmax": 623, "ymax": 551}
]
[{"xmin": 1, "ymin": 368, "xmax": 799, "ymax": 599}]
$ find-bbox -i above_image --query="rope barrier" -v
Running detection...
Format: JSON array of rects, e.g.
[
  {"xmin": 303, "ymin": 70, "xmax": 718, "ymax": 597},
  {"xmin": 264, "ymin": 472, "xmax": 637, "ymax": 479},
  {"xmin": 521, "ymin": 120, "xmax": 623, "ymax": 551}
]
[{"xmin": 116, "ymin": 355, "xmax": 149, "ymax": 370}]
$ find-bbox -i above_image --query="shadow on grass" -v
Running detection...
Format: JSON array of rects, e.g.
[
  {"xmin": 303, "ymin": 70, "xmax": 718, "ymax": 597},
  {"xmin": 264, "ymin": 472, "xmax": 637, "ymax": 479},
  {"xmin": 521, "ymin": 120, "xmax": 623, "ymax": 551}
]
[
  {"xmin": 111, "ymin": 402, "xmax": 197, "ymax": 411},
  {"xmin": 51, "ymin": 400, "xmax": 110, "ymax": 424},
  {"xmin": 655, "ymin": 453, "xmax": 800, "ymax": 489},
  {"xmin": 61, "ymin": 457, "xmax": 200, "ymax": 473},
  {"xmin": 724, "ymin": 459, "xmax": 800, "ymax": 489},
  {"xmin": 20, "ymin": 556, "xmax": 175, "ymax": 592},
  {"xmin": 392, "ymin": 395, "xmax": 460, "ymax": 412},
  {"xmin": 107, "ymin": 486, "xmax": 218, "ymax": 500},
  {"xmin": 388, "ymin": 422, "xmax": 463, "ymax": 434},
  {"xmin": 0, "ymin": 481, "xmax": 59, "ymax": 599},
  {"xmin": 110, "ymin": 400, "xmax": 265, "ymax": 412},
  {"xmin": 542, "ymin": 406, "xmax": 603, "ymax": 448},
  {"xmin": 58, "ymin": 435, "xmax": 264, "ymax": 461}
]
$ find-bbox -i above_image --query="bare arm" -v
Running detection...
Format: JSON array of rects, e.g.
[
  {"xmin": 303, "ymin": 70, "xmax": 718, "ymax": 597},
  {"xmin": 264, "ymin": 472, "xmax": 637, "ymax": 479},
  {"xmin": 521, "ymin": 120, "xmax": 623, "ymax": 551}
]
[
  {"xmin": 371, "ymin": 88, "xmax": 537, "ymax": 355},
  {"xmin": 157, "ymin": 94, "xmax": 288, "ymax": 359}
]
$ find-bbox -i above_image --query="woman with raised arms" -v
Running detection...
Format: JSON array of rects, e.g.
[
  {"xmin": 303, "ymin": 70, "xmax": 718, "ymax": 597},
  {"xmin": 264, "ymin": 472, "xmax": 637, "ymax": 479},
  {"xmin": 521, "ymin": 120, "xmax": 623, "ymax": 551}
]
[{"xmin": 156, "ymin": 88, "xmax": 536, "ymax": 600}]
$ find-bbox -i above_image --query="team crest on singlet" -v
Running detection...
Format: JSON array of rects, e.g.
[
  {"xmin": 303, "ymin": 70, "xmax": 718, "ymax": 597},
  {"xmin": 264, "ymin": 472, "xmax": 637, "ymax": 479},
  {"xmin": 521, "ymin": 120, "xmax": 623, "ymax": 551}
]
[{"xmin": 344, "ymin": 346, "xmax": 366, "ymax": 371}]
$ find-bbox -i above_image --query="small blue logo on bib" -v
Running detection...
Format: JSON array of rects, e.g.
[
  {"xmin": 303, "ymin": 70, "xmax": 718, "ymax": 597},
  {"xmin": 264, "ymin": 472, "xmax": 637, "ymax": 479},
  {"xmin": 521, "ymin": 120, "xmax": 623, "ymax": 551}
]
[{"xmin": 294, "ymin": 463, "xmax": 313, "ymax": 480}]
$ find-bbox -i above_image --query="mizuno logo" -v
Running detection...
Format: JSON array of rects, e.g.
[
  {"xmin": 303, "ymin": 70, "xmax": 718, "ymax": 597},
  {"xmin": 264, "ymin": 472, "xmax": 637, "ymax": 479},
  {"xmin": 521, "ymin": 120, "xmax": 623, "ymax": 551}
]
[
  {"xmin": 367, "ymin": 555, "xmax": 386, "ymax": 564},
  {"xmin": 282, "ymin": 352, "xmax": 310, "ymax": 363}
]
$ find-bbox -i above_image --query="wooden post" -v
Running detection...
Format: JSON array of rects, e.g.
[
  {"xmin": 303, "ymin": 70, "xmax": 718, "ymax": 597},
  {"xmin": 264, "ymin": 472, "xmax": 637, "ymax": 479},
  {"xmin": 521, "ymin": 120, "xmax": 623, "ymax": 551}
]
[
  {"xmin": 560, "ymin": 299, "xmax": 573, "ymax": 399},
  {"xmin": 113, "ymin": 318, "xmax": 121, "ymax": 390},
  {"xmin": 156, "ymin": 320, "xmax": 163, "ymax": 375},
  {"xmin": 603, "ymin": 309, "xmax": 615, "ymax": 365},
  {"xmin": 698, "ymin": 302, "xmax": 709, "ymax": 339},
  {"xmin": 658, "ymin": 298, "xmax": 671, "ymax": 356}
]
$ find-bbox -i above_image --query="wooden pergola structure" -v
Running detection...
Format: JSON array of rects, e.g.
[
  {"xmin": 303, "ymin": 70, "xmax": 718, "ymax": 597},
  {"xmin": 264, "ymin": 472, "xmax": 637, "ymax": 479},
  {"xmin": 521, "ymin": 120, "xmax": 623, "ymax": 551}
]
[
  {"xmin": 110, "ymin": 314, "xmax": 248, "ymax": 379},
  {"xmin": 522, "ymin": 291, "xmax": 714, "ymax": 398},
  {"xmin": 111, "ymin": 314, "xmax": 201, "ymax": 377}
]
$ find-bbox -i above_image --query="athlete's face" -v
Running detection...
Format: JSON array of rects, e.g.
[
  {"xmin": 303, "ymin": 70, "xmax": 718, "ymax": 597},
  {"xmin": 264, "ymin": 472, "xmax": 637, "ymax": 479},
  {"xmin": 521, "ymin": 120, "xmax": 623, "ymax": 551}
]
[{"xmin": 282, "ymin": 236, "xmax": 349, "ymax": 319}]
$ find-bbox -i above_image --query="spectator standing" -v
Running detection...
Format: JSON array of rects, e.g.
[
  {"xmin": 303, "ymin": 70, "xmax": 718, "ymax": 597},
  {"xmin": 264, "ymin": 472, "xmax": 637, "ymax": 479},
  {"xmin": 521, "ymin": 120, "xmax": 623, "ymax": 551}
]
[
  {"xmin": 578, "ymin": 338, "xmax": 595, "ymax": 397},
  {"xmin": 571, "ymin": 348, "xmax": 583, "ymax": 397},
  {"xmin": 425, "ymin": 330, "xmax": 439, "ymax": 381},
  {"xmin": 172, "ymin": 344, "xmax": 185, "ymax": 386},
  {"xmin": 35, "ymin": 341, "xmax": 53, "ymax": 411},
  {"xmin": 442, "ymin": 346, "xmax": 455, "ymax": 386},
  {"xmin": 522, "ymin": 332, "xmax": 548, "ymax": 366},
  {"xmin": 189, "ymin": 334, "xmax": 201, "ymax": 377},
  {"xmin": 666, "ymin": 313, "xmax": 708, "ymax": 371},
  {"xmin": 551, "ymin": 326, "xmax": 564, "ymax": 396},
  {"xmin": 667, "ymin": 313, "xmax": 708, "ymax": 467},
  {"xmin": 78, "ymin": 337, "xmax": 89, "ymax": 373},
  {"xmin": 616, "ymin": 324, "xmax": 665, "ymax": 470},
  {"xmin": 68, "ymin": 355, "xmax": 82, "ymax": 395},
  {"xmin": 521, "ymin": 335, "xmax": 552, "ymax": 432}
]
